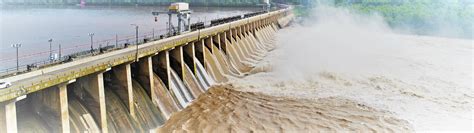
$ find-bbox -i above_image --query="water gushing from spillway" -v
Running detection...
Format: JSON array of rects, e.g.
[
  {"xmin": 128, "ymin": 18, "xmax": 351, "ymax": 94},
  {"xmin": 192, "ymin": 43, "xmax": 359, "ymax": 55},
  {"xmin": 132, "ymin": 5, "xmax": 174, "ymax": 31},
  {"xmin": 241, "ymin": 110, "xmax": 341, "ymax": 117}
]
[
  {"xmin": 182, "ymin": 62, "xmax": 205, "ymax": 97},
  {"xmin": 16, "ymin": 99, "xmax": 56, "ymax": 132},
  {"xmin": 150, "ymin": 73, "xmax": 180, "ymax": 119},
  {"xmin": 159, "ymin": 5, "xmax": 472, "ymax": 132},
  {"xmin": 159, "ymin": 85, "xmax": 413, "ymax": 132},
  {"xmin": 15, "ymin": 74, "xmax": 167, "ymax": 132},
  {"xmin": 170, "ymin": 68, "xmax": 194, "ymax": 103},
  {"xmin": 103, "ymin": 86, "xmax": 142, "ymax": 132},
  {"xmin": 195, "ymin": 58, "xmax": 214, "ymax": 89},
  {"xmin": 103, "ymin": 71, "xmax": 168, "ymax": 132},
  {"xmin": 130, "ymin": 80, "xmax": 164, "ymax": 130},
  {"xmin": 168, "ymin": 69, "xmax": 191, "ymax": 108},
  {"xmin": 68, "ymin": 96, "xmax": 100, "ymax": 131},
  {"xmin": 157, "ymin": 20, "xmax": 427, "ymax": 132}
]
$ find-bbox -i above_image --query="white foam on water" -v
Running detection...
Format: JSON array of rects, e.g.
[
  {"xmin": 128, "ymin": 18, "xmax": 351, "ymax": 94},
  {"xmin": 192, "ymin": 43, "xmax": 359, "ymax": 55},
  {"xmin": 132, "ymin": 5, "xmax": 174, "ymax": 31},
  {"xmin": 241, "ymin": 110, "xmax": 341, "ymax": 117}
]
[
  {"xmin": 159, "ymin": 5, "xmax": 472, "ymax": 132},
  {"xmin": 170, "ymin": 69, "xmax": 195, "ymax": 101},
  {"xmin": 169, "ymin": 70, "xmax": 190, "ymax": 107},
  {"xmin": 195, "ymin": 58, "xmax": 215, "ymax": 89},
  {"xmin": 232, "ymin": 5, "xmax": 473, "ymax": 132}
]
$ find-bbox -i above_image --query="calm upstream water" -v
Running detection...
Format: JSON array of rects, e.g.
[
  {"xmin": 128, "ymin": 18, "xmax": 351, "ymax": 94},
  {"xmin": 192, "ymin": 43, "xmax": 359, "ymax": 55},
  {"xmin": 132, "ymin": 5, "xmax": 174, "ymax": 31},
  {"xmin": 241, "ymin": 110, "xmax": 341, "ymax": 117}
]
[{"xmin": 0, "ymin": 5, "xmax": 258, "ymax": 70}]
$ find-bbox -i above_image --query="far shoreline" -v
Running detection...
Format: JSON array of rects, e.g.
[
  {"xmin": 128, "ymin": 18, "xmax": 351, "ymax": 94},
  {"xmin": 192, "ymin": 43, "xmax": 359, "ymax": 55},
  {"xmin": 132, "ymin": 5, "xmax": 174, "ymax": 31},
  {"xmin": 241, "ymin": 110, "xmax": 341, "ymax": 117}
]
[{"xmin": 0, "ymin": 3, "xmax": 266, "ymax": 8}]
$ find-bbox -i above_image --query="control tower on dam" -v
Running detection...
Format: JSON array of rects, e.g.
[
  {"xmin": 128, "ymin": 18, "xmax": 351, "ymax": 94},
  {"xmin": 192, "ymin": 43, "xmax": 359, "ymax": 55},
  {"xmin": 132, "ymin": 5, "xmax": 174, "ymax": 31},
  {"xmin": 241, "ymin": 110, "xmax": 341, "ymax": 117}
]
[{"xmin": 0, "ymin": 6, "xmax": 294, "ymax": 132}]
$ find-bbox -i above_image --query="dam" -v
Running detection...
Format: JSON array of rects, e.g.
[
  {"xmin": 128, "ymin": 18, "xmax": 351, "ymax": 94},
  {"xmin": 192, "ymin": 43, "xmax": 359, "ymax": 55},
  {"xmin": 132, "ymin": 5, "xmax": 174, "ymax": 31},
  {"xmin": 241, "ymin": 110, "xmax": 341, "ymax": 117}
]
[{"xmin": 0, "ymin": 6, "xmax": 294, "ymax": 132}]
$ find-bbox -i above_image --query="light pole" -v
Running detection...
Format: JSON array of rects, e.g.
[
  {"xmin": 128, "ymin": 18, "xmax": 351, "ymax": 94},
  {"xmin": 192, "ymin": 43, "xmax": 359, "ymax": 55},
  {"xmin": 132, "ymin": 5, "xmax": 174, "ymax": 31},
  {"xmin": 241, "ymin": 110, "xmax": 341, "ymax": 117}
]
[
  {"xmin": 131, "ymin": 24, "xmax": 139, "ymax": 45},
  {"xmin": 11, "ymin": 43, "xmax": 21, "ymax": 71},
  {"xmin": 115, "ymin": 34, "xmax": 118, "ymax": 48},
  {"xmin": 48, "ymin": 39, "xmax": 53, "ymax": 61},
  {"xmin": 58, "ymin": 44, "xmax": 62, "ymax": 60},
  {"xmin": 89, "ymin": 33, "xmax": 94, "ymax": 54},
  {"xmin": 131, "ymin": 24, "xmax": 139, "ymax": 61}
]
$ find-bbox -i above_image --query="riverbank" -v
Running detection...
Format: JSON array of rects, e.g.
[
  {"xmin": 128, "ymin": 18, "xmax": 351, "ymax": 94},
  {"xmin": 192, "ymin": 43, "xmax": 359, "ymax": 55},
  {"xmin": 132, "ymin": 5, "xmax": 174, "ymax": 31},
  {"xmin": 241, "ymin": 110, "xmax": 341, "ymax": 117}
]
[{"xmin": 336, "ymin": 0, "xmax": 474, "ymax": 39}]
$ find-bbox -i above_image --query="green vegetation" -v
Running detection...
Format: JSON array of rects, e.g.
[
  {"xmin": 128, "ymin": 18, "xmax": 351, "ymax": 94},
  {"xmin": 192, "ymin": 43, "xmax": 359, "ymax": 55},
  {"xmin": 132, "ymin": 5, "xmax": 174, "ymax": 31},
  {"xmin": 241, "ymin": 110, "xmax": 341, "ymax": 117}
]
[
  {"xmin": 335, "ymin": 0, "xmax": 474, "ymax": 38},
  {"xmin": 293, "ymin": 6, "xmax": 311, "ymax": 17}
]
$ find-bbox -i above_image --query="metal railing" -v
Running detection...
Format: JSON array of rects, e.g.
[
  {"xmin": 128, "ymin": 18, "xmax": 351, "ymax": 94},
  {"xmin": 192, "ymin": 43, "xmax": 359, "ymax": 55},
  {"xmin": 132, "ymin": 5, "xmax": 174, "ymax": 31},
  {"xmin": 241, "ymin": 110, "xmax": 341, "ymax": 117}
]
[
  {"xmin": 0, "ymin": 28, "xmax": 171, "ymax": 78},
  {"xmin": 0, "ymin": 9, "xmax": 276, "ymax": 78},
  {"xmin": 0, "ymin": 6, "xmax": 293, "ymax": 102}
]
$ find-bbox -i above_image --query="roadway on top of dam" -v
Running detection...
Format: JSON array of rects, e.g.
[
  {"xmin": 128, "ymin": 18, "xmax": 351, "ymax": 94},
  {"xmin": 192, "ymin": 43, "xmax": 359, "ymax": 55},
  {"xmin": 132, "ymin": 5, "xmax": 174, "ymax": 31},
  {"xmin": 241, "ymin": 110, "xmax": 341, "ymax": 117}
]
[
  {"xmin": 0, "ymin": 6, "xmax": 258, "ymax": 70},
  {"xmin": 0, "ymin": 9, "xmax": 291, "ymax": 102}
]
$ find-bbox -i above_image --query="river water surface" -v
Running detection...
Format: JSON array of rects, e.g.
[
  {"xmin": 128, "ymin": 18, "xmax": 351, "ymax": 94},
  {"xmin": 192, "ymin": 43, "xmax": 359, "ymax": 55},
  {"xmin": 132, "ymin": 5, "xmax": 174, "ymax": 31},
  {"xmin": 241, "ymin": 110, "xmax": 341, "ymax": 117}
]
[{"xmin": 0, "ymin": 5, "xmax": 258, "ymax": 70}]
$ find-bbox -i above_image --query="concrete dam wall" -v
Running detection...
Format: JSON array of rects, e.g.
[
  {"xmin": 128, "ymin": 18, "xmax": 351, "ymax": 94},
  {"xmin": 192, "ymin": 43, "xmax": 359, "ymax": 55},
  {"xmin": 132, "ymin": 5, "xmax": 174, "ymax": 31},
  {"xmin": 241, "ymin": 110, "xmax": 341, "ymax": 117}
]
[{"xmin": 0, "ymin": 7, "xmax": 294, "ymax": 132}]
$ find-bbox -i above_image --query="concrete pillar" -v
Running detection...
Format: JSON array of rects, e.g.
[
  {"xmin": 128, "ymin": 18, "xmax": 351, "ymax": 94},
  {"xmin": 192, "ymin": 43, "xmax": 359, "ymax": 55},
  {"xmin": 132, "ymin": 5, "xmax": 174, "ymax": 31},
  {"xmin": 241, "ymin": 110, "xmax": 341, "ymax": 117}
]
[
  {"xmin": 241, "ymin": 26, "xmax": 244, "ymax": 37},
  {"xmin": 157, "ymin": 51, "xmax": 171, "ymax": 89},
  {"xmin": 28, "ymin": 79, "xmax": 74, "ymax": 133},
  {"xmin": 255, "ymin": 22, "xmax": 258, "ymax": 32},
  {"xmin": 249, "ymin": 22, "xmax": 252, "ymax": 34},
  {"xmin": 238, "ymin": 26, "xmax": 242, "ymax": 38},
  {"xmin": 252, "ymin": 22, "xmax": 257, "ymax": 35},
  {"xmin": 194, "ymin": 40, "xmax": 205, "ymax": 67},
  {"xmin": 249, "ymin": 23, "xmax": 252, "ymax": 33},
  {"xmin": 243, "ymin": 26, "xmax": 247, "ymax": 38},
  {"xmin": 249, "ymin": 22, "xmax": 252, "ymax": 33},
  {"xmin": 113, "ymin": 64, "xmax": 135, "ymax": 119},
  {"xmin": 250, "ymin": 22, "xmax": 253, "ymax": 32},
  {"xmin": 0, "ymin": 99, "xmax": 18, "ymax": 133},
  {"xmin": 249, "ymin": 24, "xmax": 253, "ymax": 35},
  {"xmin": 230, "ymin": 29, "xmax": 234, "ymax": 41},
  {"xmin": 83, "ymin": 73, "xmax": 107, "ymax": 133},
  {"xmin": 170, "ymin": 46, "xmax": 184, "ymax": 79},
  {"xmin": 213, "ymin": 34, "xmax": 221, "ymax": 50},
  {"xmin": 138, "ymin": 56, "xmax": 155, "ymax": 103},
  {"xmin": 233, "ymin": 28, "xmax": 238, "ymax": 40},
  {"xmin": 226, "ymin": 30, "xmax": 231, "ymax": 42},
  {"xmin": 245, "ymin": 24, "xmax": 249, "ymax": 33},
  {"xmin": 170, "ymin": 45, "xmax": 201, "ymax": 99},
  {"xmin": 58, "ymin": 83, "xmax": 70, "ymax": 133},
  {"xmin": 256, "ymin": 20, "xmax": 260, "ymax": 28},
  {"xmin": 205, "ymin": 37, "xmax": 213, "ymax": 53},
  {"xmin": 245, "ymin": 23, "xmax": 249, "ymax": 33},
  {"xmin": 246, "ymin": 23, "xmax": 249, "ymax": 33},
  {"xmin": 183, "ymin": 43, "xmax": 196, "ymax": 76},
  {"xmin": 220, "ymin": 32, "xmax": 227, "ymax": 53},
  {"xmin": 251, "ymin": 22, "xmax": 255, "ymax": 33},
  {"xmin": 230, "ymin": 28, "xmax": 237, "ymax": 40}
]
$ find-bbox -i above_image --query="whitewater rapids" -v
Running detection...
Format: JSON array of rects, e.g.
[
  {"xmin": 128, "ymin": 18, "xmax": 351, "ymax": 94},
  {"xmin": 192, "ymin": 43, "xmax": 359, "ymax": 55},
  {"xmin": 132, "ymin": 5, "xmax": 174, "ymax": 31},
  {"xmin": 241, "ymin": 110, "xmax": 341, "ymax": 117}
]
[
  {"xmin": 159, "ymin": 6, "xmax": 472, "ymax": 132},
  {"xmin": 159, "ymin": 34, "xmax": 471, "ymax": 132},
  {"xmin": 160, "ymin": 84, "xmax": 412, "ymax": 132}
]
